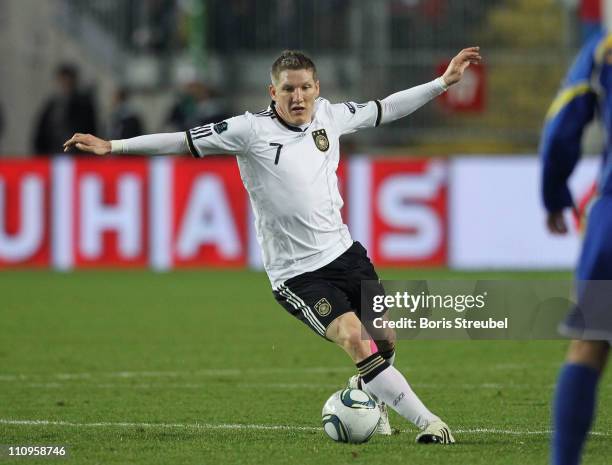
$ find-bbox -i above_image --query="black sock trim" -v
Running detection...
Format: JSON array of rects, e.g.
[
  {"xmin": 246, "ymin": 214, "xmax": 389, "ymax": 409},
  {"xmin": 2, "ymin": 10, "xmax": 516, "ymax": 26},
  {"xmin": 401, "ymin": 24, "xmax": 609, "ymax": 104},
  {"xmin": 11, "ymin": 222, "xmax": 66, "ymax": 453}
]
[
  {"xmin": 356, "ymin": 354, "xmax": 390, "ymax": 383},
  {"xmin": 358, "ymin": 355, "xmax": 382, "ymax": 370},
  {"xmin": 379, "ymin": 348, "xmax": 395, "ymax": 361},
  {"xmin": 356, "ymin": 353, "xmax": 380, "ymax": 370}
]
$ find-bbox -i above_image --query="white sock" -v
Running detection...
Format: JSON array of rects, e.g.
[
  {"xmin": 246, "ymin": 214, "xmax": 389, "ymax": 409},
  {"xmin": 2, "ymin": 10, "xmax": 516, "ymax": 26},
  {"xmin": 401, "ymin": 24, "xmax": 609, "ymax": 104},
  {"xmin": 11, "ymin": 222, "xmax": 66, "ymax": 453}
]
[
  {"xmin": 357, "ymin": 354, "xmax": 439, "ymax": 429},
  {"xmin": 358, "ymin": 349, "xmax": 393, "ymax": 398}
]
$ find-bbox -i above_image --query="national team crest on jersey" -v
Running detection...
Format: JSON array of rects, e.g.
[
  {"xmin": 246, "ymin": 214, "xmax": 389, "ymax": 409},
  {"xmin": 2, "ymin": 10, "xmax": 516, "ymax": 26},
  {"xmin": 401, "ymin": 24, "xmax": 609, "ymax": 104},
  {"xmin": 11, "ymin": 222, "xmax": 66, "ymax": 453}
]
[
  {"xmin": 312, "ymin": 129, "xmax": 330, "ymax": 152},
  {"xmin": 314, "ymin": 298, "xmax": 332, "ymax": 316},
  {"xmin": 214, "ymin": 121, "xmax": 228, "ymax": 134}
]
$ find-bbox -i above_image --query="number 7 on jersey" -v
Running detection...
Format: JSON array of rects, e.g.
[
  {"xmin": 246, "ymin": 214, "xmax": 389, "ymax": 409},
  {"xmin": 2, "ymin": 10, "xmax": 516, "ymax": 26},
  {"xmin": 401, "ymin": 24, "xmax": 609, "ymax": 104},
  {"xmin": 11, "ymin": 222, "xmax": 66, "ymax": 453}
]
[{"xmin": 270, "ymin": 143, "xmax": 283, "ymax": 165}]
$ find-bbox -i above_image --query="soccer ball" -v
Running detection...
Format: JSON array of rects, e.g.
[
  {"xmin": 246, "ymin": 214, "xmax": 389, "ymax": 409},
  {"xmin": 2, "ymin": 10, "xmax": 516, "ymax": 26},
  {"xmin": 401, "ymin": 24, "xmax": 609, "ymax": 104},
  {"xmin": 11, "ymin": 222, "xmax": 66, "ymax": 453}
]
[{"xmin": 321, "ymin": 389, "xmax": 380, "ymax": 444}]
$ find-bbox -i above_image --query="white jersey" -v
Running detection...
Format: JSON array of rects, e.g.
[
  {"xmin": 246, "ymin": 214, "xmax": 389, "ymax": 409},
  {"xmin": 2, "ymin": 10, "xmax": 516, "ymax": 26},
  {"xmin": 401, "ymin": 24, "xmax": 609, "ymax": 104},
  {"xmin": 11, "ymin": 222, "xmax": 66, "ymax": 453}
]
[{"xmin": 185, "ymin": 97, "xmax": 381, "ymax": 289}]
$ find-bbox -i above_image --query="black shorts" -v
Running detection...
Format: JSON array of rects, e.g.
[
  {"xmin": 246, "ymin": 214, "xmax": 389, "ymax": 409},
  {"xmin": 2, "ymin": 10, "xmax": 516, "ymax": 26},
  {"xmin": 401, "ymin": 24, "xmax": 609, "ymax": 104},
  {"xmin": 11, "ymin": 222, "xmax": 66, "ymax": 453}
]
[{"xmin": 273, "ymin": 241, "xmax": 384, "ymax": 340}]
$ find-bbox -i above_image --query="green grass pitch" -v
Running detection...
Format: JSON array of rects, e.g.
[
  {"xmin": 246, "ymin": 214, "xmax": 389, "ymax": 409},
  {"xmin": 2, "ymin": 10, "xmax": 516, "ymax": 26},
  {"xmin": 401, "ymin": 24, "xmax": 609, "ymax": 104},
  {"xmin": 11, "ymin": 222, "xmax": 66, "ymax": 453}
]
[{"xmin": 1, "ymin": 269, "xmax": 610, "ymax": 465}]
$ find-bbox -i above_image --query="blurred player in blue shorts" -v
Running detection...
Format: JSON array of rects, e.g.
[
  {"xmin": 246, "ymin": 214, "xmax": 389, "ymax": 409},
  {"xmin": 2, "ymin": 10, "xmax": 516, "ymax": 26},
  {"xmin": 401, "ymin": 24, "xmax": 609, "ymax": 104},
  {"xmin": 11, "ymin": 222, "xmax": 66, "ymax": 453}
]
[{"xmin": 540, "ymin": 30, "xmax": 612, "ymax": 465}]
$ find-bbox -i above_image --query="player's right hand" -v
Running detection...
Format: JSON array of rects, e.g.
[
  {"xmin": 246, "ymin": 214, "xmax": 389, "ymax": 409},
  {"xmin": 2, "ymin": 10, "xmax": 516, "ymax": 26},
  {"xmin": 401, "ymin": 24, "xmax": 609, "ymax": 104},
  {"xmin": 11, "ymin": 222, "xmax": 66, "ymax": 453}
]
[
  {"xmin": 546, "ymin": 211, "xmax": 568, "ymax": 235},
  {"xmin": 63, "ymin": 133, "xmax": 111, "ymax": 156},
  {"xmin": 442, "ymin": 47, "xmax": 482, "ymax": 87}
]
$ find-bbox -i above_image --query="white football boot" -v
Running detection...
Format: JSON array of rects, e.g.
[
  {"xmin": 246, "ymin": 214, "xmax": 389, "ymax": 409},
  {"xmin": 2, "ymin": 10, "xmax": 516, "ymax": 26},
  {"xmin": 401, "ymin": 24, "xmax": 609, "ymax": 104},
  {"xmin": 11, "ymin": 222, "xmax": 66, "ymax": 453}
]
[
  {"xmin": 415, "ymin": 419, "xmax": 455, "ymax": 444},
  {"xmin": 347, "ymin": 374, "xmax": 392, "ymax": 435}
]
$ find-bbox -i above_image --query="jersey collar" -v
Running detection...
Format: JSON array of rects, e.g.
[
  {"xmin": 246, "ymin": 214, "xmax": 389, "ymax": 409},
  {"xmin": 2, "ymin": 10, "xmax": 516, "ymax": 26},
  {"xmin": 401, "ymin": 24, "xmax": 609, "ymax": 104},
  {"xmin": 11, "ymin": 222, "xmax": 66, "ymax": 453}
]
[{"xmin": 270, "ymin": 101, "xmax": 309, "ymax": 133}]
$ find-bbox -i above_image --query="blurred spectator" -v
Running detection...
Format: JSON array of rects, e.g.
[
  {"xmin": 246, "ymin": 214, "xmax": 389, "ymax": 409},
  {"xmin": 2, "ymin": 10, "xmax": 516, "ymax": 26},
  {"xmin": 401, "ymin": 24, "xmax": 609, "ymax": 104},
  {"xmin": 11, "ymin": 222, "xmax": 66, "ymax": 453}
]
[
  {"xmin": 33, "ymin": 64, "xmax": 97, "ymax": 156},
  {"xmin": 0, "ymin": 103, "xmax": 4, "ymax": 148},
  {"xmin": 318, "ymin": 0, "xmax": 351, "ymax": 49},
  {"xmin": 391, "ymin": 0, "xmax": 447, "ymax": 22},
  {"xmin": 276, "ymin": 0, "xmax": 300, "ymax": 49},
  {"xmin": 579, "ymin": 0, "xmax": 602, "ymax": 44},
  {"xmin": 132, "ymin": 0, "xmax": 178, "ymax": 53},
  {"xmin": 211, "ymin": 0, "xmax": 255, "ymax": 52},
  {"xmin": 109, "ymin": 88, "xmax": 144, "ymax": 140},
  {"xmin": 166, "ymin": 81, "xmax": 229, "ymax": 131}
]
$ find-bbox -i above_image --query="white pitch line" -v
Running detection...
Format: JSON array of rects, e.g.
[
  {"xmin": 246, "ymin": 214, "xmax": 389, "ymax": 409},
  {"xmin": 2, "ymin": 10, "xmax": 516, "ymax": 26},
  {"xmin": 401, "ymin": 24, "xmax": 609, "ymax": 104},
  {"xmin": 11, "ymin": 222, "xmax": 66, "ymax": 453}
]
[
  {"xmin": 15, "ymin": 382, "xmax": 538, "ymax": 390},
  {"xmin": 0, "ymin": 419, "xmax": 609, "ymax": 437},
  {"xmin": 0, "ymin": 363, "xmax": 570, "ymax": 382},
  {"xmin": 4, "ymin": 370, "xmax": 609, "ymax": 395},
  {"xmin": 491, "ymin": 363, "xmax": 561, "ymax": 371},
  {"xmin": 454, "ymin": 428, "xmax": 610, "ymax": 437},
  {"xmin": 0, "ymin": 364, "xmax": 565, "ymax": 382},
  {"xmin": 18, "ymin": 382, "xmax": 341, "ymax": 390},
  {"xmin": 0, "ymin": 367, "xmax": 355, "ymax": 382},
  {"xmin": 0, "ymin": 419, "xmax": 319, "ymax": 432}
]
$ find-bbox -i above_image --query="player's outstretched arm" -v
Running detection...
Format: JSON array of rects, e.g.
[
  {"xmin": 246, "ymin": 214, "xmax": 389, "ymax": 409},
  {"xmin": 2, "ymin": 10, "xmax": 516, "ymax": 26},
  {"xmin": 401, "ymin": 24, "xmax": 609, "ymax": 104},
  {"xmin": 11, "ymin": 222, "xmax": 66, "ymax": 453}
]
[
  {"xmin": 441, "ymin": 47, "xmax": 482, "ymax": 87},
  {"xmin": 63, "ymin": 132, "xmax": 189, "ymax": 156},
  {"xmin": 63, "ymin": 133, "xmax": 111, "ymax": 155}
]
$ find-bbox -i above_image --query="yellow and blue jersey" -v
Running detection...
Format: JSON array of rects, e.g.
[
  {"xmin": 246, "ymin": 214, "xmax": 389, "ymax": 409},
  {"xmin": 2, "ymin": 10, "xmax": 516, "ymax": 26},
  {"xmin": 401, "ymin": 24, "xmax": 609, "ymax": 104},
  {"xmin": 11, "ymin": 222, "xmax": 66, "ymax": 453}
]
[{"xmin": 540, "ymin": 30, "xmax": 612, "ymax": 212}]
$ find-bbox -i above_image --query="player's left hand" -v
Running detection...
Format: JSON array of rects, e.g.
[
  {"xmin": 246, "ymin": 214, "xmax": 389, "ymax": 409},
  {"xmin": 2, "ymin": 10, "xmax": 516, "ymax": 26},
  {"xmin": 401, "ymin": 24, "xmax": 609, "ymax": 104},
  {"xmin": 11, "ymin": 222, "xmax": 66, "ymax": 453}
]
[
  {"xmin": 546, "ymin": 210, "xmax": 568, "ymax": 235},
  {"xmin": 442, "ymin": 47, "xmax": 482, "ymax": 87}
]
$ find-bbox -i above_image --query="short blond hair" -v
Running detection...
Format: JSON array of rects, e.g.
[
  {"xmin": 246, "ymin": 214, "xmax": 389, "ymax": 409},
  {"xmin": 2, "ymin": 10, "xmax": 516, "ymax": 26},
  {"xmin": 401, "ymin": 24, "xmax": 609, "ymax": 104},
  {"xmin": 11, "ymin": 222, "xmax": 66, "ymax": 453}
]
[{"xmin": 270, "ymin": 50, "xmax": 317, "ymax": 85}]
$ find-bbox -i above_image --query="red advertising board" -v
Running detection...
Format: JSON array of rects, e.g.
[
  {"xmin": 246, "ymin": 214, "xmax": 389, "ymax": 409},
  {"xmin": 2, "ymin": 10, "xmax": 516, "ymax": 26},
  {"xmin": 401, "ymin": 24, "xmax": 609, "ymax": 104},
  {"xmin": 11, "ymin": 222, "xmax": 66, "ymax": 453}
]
[
  {"xmin": 369, "ymin": 158, "xmax": 447, "ymax": 266},
  {"xmin": 171, "ymin": 157, "xmax": 248, "ymax": 267},
  {"xmin": 0, "ymin": 159, "xmax": 51, "ymax": 268},
  {"xmin": 437, "ymin": 61, "xmax": 486, "ymax": 113},
  {"xmin": 0, "ymin": 156, "xmax": 448, "ymax": 270}
]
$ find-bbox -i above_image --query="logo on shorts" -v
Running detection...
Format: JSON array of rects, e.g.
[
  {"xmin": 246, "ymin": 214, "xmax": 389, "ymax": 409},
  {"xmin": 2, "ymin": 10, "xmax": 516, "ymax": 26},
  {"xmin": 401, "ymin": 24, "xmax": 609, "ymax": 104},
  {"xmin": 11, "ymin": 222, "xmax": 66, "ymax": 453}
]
[
  {"xmin": 314, "ymin": 298, "xmax": 332, "ymax": 317},
  {"xmin": 312, "ymin": 129, "xmax": 329, "ymax": 152}
]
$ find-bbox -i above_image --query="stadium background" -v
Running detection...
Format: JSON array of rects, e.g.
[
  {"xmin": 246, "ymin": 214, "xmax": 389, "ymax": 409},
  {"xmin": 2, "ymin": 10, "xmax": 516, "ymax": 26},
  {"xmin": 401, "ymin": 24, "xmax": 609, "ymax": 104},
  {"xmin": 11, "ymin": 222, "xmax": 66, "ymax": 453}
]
[
  {"xmin": 1, "ymin": 1, "xmax": 611, "ymax": 465},
  {"xmin": 0, "ymin": 0, "xmax": 602, "ymax": 271}
]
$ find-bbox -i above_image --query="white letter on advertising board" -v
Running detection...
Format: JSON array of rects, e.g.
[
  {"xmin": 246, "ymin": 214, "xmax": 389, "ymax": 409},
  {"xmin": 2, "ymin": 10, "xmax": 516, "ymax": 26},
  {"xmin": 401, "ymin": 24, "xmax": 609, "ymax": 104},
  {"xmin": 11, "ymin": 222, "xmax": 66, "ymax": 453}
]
[
  {"xmin": 176, "ymin": 175, "xmax": 241, "ymax": 259},
  {"xmin": 377, "ymin": 163, "xmax": 445, "ymax": 259},
  {"xmin": 80, "ymin": 175, "xmax": 142, "ymax": 259},
  {"xmin": 0, "ymin": 176, "xmax": 44, "ymax": 261}
]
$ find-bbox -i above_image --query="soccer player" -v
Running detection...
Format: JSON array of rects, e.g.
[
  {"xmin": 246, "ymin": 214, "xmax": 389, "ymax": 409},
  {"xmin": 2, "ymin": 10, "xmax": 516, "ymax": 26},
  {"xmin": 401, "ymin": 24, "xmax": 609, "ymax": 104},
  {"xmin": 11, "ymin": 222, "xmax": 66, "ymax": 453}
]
[
  {"xmin": 64, "ymin": 47, "xmax": 481, "ymax": 443},
  {"xmin": 540, "ymin": 31, "xmax": 612, "ymax": 465}
]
